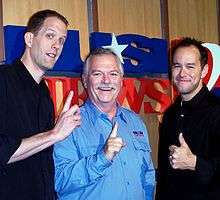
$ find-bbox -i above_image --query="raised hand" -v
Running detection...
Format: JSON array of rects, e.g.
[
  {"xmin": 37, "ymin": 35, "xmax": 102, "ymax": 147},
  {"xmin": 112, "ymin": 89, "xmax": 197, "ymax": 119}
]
[
  {"xmin": 53, "ymin": 91, "xmax": 81, "ymax": 142},
  {"xmin": 104, "ymin": 122, "xmax": 125, "ymax": 161},
  {"xmin": 169, "ymin": 133, "xmax": 196, "ymax": 170}
]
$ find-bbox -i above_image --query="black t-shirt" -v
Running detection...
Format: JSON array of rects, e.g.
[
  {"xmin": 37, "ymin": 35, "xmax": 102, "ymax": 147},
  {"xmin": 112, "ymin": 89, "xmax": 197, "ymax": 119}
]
[
  {"xmin": 0, "ymin": 60, "xmax": 55, "ymax": 200},
  {"xmin": 0, "ymin": 134, "xmax": 21, "ymax": 166}
]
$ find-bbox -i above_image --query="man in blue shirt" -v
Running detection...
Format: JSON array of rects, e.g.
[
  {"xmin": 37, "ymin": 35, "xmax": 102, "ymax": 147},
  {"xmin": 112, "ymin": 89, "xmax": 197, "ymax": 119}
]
[{"xmin": 53, "ymin": 48, "xmax": 155, "ymax": 200}]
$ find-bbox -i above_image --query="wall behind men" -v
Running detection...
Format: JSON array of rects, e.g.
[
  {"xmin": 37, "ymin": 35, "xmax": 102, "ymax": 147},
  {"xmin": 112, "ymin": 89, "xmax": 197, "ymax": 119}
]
[{"xmin": 1, "ymin": 0, "xmax": 219, "ymax": 165}]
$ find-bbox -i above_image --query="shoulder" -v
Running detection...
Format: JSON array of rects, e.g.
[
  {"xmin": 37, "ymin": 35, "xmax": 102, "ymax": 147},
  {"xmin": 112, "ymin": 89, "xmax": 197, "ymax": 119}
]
[
  {"xmin": 120, "ymin": 106, "xmax": 142, "ymax": 120},
  {"xmin": 0, "ymin": 63, "xmax": 15, "ymax": 80},
  {"xmin": 206, "ymin": 92, "xmax": 220, "ymax": 106},
  {"xmin": 119, "ymin": 106, "xmax": 147, "ymax": 130}
]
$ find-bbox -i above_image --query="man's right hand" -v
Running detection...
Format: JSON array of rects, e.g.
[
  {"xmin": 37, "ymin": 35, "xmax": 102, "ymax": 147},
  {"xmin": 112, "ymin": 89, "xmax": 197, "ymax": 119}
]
[
  {"xmin": 52, "ymin": 91, "xmax": 81, "ymax": 142},
  {"xmin": 104, "ymin": 122, "xmax": 125, "ymax": 161}
]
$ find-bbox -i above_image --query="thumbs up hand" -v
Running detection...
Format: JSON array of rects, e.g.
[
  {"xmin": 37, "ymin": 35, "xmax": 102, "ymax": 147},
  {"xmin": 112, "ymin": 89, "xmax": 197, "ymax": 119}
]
[
  {"xmin": 169, "ymin": 133, "xmax": 197, "ymax": 170},
  {"xmin": 104, "ymin": 122, "xmax": 126, "ymax": 161}
]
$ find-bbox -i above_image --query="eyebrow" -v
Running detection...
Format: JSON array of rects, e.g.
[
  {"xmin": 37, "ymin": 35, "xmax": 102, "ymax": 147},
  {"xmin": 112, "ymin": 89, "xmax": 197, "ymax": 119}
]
[
  {"xmin": 45, "ymin": 28, "xmax": 67, "ymax": 37},
  {"xmin": 172, "ymin": 62, "xmax": 196, "ymax": 65}
]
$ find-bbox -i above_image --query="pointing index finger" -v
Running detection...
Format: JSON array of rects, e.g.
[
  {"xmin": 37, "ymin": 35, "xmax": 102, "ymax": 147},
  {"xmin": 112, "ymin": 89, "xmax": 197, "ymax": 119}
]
[
  {"xmin": 62, "ymin": 91, "xmax": 73, "ymax": 114},
  {"xmin": 109, "ymin": 122, "xmax": 118, "ymax": 138}
]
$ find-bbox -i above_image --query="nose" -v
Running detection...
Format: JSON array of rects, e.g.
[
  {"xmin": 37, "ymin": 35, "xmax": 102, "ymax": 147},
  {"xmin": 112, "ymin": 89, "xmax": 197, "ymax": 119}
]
[
  {"xmin": 102, "ymin": 73, "xmax": 110, "ymax": 83},
  {"xmin": 179, "ymin": 67, "xmax": 186, "ymax": 77},
  {"xmin": 52, "ymin": 40, "xmax": 60, "ymax": 50}
]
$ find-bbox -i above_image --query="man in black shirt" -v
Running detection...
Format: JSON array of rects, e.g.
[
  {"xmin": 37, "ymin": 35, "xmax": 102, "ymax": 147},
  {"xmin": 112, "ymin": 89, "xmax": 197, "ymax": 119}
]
[
  {"xmin": 0, "ymin": 10, "xmax": 81, "ymax": 199},
  {"xmin": 156, "ymin": 37, "xmax": 220, "ymax": 200}
]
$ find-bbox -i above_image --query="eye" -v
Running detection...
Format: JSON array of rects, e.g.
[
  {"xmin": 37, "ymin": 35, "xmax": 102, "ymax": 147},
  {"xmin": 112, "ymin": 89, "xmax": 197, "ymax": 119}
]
[
  {"xmin": 59, "ymin": 37, "xmax": 66, "ymax": 45},
  {"xmin": 46, "ymin": 33, "xmax": 54, "ymax": 39},
  {"xmin": 91, "ymin": 71, "xmax": 102, "ymax": 77},
  {"xmin": 186, "ymin": 65, "xmax": 195, "ymax": 69},
  {"xmin": 110, "ymin": 72, "xmax": 120, "ymax": 77},
  {"xmin": 172, "ymin": 64, "xmax": 181, "ymax": 69}
]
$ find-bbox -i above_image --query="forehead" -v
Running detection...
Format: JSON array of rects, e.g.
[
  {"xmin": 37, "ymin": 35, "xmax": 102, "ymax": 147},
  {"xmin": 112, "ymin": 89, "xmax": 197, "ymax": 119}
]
[
  {"xmin": 173, "ymin": 45, "xmax": 200, "ymax": 62},
  {"xmin": 89, "ymin": 54, "xmax": 120, "ymax": 71},
  {"xmin": 39, "ymin": 16, "xmax": 67, "ymax": 35}
]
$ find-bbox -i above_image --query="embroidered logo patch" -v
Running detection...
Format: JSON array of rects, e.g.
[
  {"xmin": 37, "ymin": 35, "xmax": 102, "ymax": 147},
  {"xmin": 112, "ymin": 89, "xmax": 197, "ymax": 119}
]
[{"xmin": 133, "ymin": 131, "xmax": 144, "ymax": 137}]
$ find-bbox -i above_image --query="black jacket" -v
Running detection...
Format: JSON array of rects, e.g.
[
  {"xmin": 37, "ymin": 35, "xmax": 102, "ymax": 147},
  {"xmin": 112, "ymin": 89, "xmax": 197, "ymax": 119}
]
[
  {"xmin": 0, "ymin": 60, "xmax": 55, "ymax": 200},
  {"xmin": 156, "ymin": 85, "xmax": 220, "ymax": 200}
]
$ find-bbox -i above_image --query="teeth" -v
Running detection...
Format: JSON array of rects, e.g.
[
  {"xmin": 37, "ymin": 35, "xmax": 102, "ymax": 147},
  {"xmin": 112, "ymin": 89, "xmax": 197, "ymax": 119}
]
[
  {"xmin": 47, "ymin": 53, "xmax": 56, "ymax": 58},
  {"xmin": 99, "ymin": 87, "xmax": 112, "ymax": 91}
]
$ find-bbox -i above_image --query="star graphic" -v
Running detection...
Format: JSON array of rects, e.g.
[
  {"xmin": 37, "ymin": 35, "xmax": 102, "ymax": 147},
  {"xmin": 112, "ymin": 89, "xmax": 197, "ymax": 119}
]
[{"xmin": 102, "ymin": 33, "xmax": 128, "ymax": 64}]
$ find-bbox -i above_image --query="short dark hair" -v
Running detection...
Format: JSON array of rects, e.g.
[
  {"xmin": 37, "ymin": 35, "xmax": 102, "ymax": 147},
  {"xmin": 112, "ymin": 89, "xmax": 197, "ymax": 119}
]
[
  {"xmin": 171, "ymin": 37, "xmax": 208, "ymax": 68},
  {"xmin": 83, "ymin": 47, "xmax": 124, "ymax": 75},
  {"xmin": 26, "ymin": 9, "xmax": 69, "ymax": 35}
]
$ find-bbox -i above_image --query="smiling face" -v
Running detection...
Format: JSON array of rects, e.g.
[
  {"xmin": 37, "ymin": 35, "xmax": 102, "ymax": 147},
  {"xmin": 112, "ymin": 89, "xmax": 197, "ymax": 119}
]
[
  {"xmin": 172, "ymin": 45, "xmax": 208, "ymax": 101},
  {"xmin": 83, "ymin": 54, "xmax": 123, "ymax": 112},
  {"xmin": 26, "ymin": 16, "xmax": 67, "ymax": 71}
]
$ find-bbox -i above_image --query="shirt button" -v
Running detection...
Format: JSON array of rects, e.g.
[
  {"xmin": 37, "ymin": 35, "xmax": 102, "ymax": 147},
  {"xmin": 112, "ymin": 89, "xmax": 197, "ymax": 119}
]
[
  {"xmin": 180, "ymin": 114, "xmax": 184, "ymax": 117},
  {"xmin": 127, "ymin": 182, "xmax": 130, "ymax": 185},
  {"xmin": 123, "ymin": 161, "xmax": 126, "ymax": 165}
]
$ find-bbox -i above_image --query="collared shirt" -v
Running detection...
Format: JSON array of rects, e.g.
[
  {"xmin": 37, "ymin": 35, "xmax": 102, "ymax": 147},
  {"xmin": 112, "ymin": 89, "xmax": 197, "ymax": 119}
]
[{"xmin": 54, "ymin": 100, "xmax": 155, "ymax": 200}]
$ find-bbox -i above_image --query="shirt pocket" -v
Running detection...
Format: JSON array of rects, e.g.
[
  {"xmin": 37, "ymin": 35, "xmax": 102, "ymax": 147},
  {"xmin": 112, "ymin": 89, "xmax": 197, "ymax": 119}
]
[
  {"xmin": 132, "ymin": 138, "xmax": 150, "ymax": 152},
  {"xmin": 132, "ymin": 138, "xmax": 152, "ymax": 168}
]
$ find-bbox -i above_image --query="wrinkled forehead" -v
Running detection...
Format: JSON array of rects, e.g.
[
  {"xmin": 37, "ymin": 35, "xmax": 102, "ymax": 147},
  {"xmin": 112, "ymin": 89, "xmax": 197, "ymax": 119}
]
[
  {"xmin": 89, "ymin": 54, "xmax": 121, "ymax": 71},
  {"xmin": 39, "ymin": 16, "xmax": 67, "ymax": 35},
  {"xmin": 173, "ymin": 46, "xmax": 201, "ymax": 63}
]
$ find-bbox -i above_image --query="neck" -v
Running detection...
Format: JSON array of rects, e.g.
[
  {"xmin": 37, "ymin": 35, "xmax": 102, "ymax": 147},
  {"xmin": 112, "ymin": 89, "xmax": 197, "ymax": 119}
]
[
  {"xmin": 21, "ymin": 51, "xmax": 45, "ymax": 84},
  {"xmin": 93, "ymin": 101, "xmax": 117, "ymax": 120}
]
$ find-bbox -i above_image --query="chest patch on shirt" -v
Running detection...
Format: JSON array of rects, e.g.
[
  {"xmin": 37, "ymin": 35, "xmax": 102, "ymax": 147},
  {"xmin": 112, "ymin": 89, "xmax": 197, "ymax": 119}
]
[{"xmin": 133, "ymin": 131, "xmax": 144, "ymax": 137}]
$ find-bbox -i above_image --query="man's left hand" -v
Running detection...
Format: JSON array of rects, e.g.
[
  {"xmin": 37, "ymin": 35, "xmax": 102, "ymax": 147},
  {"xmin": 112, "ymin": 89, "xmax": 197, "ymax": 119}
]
[{"xmin": 169, "ymin": 133, "xmax": 197, "ymax": 170}]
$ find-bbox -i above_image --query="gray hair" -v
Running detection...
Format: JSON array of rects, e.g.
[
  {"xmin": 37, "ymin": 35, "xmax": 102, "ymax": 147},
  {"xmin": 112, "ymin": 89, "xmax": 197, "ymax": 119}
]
[{"xmin": 83, "ymin": 48, "xmax": 124, "ymax": 76}]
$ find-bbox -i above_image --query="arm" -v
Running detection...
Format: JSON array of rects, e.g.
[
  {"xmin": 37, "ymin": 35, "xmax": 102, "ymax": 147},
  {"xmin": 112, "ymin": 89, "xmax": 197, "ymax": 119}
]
[
  {"xmin": 131, "ymin": 115, "xmax": 155, "ymax": 200},
  {"xmin": 7, "ymin": 91, "xmax": 81, "ymax": 164},
  {"xmin": 193, "ymin": 113, "xmax": 220, "ymax": 184},
  {"xmin": 141, "ymin": 122, "xmax": 155, "ymax": 200},
  {"xmin": 155, "ymin": 117, "xmax": 170, "ymax": 200},
  {"xmin": 53, "ymin": 133, "xmax": 112, "ymax": 195}
]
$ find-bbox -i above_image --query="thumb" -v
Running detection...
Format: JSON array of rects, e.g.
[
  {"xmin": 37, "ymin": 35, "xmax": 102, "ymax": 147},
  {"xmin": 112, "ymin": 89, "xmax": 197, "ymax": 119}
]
[
  {"xmin": 179, "ymin": 133, "xmax": 188, "ymax": 147},
  {"xmin": 109, "ymin": 122, "xmax": 118, "ymax": 138}
]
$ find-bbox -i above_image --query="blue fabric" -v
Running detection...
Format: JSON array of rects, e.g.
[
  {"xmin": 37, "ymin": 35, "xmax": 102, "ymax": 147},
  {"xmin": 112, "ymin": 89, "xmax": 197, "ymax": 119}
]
[{"xmin": 53, "ymin": 100, "xmax": 155, "ymax": 200}]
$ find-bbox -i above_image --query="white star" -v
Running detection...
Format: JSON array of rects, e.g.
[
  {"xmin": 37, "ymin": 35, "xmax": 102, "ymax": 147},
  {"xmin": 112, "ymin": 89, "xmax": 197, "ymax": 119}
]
[{"xmin": 102, "ymin": 33, "xmax": 128, "ymax": 64}]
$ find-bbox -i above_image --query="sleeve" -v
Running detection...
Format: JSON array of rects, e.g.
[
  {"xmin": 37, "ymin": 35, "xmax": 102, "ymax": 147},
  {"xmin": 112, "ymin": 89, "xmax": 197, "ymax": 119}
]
[
  {"xmin": 194, "ymin": 110, "xmax": 220, "ymax": 185},
  {"xmin": 53, "ymin": 132, "xmax": 112, "ymax": 196},
  {"xmin": 135, "ymin": 116, "xmax": 155, "ymax": 200},
  {"xmin": 0, "ymin": 135, "xmax": 21, "ymax": 166},
  {"xmin": 0, "ymin": 70, "xmax": 21, "ymax": 167},
  {"xmin": 155, "ymin": 113, "xmax": 170, "ymax": 200}
]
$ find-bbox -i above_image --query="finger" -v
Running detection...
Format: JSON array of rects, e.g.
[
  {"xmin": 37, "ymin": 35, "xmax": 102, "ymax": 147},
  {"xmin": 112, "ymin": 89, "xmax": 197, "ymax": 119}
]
[
  {"xmin": 109, "ymin": 122, "xmax": 118, "ymax": 138},
  {"xmin": 179, "ymin": 133, "xmax": 188, "ymax": 148},
  {"xmin": 65, "ymin": 104, "xmax": 80, "ymax": 116},
  {"xmin": 61, "ymin": 91, "xmax": 74, "ymax": 114},
  {"xmin": 169, "ymin": 145, "xmax": 177, "ymax": 153}
]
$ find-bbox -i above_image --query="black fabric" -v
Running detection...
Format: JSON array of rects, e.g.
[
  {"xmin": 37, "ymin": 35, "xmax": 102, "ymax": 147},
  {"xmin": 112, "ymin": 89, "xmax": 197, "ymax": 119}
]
[
  {"xmin": 156, "ymin": 85, "xmax": 220, "ymax": 200},
  {"xmin": 0, "ymin": 60, "xmax": 55, "ymax": 200}
]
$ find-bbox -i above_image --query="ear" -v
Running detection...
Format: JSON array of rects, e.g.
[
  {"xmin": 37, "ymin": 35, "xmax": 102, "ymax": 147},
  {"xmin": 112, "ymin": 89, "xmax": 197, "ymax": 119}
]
[
  {"xmin": 24, "ymin": 32, "xmax": 34, "ymax": 48},
  {"xmin": 201, "ymin": 64, "xmax": 208, "ymax": 79},
  {"xmin": 82, "ymin": 74, "xmax": 87, "ymax": 88}
]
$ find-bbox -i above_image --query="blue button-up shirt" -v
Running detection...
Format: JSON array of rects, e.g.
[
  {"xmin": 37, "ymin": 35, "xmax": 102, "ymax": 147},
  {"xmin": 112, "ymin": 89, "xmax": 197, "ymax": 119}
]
[{"xmin": 54, "ymin": 100, "xmax": 155, "ymax": 200}]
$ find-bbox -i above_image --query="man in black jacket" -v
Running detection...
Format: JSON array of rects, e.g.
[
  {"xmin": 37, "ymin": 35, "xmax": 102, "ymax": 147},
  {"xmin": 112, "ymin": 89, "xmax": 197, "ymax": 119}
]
[
  {"xmin": 0, "ymin": 10, "xmax": 81, "ymax": 199},
  {"xmin": 156, "ymin": 37, "xmax": 220, "ymax": 200}
]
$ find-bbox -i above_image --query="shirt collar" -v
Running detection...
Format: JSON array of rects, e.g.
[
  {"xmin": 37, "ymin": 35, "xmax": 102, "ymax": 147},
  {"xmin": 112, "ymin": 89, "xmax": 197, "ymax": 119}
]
[
  {"xmin": 12, "ymin": 59, "xmax": 49, "ymax": 96},
  {"xmin": 176, "ymin": 84, "xmax": 210, "ymax": 109}
]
